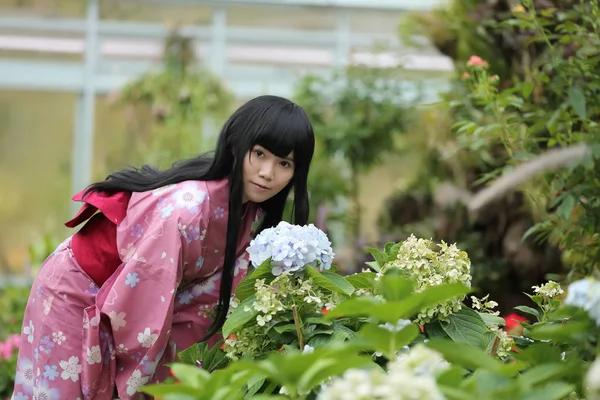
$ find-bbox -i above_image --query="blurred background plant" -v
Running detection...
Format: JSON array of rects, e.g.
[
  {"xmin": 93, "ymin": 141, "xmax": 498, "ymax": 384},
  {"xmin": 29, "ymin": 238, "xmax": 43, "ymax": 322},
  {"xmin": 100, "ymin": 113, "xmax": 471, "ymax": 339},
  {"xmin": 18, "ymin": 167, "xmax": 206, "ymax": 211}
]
[
  {"xmin": 376, "ymin": 0, "xmax": 600, "ymax": 311},
  {"xmin": 295, "ymin": 63, "xmax": 416, "ymax": 267},
  {"xmin": 105, "ymin": 29, "xmax": 235, "ymax": 172}
]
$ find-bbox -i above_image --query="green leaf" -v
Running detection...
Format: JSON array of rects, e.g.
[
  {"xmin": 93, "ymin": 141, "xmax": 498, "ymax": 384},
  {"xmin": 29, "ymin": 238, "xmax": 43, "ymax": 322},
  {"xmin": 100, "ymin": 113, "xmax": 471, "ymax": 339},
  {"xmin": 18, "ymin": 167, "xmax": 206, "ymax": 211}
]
[
  {"xmin": 222, "ymin": 295, "xmax": 260, "ymax": 337},
  {"xmin": 514, "ymin": 342, "xmax": 563, "ymax": 365},
  {"xmin": 521, "ymin": 82, "xmax": 534, "ymax": 99},
  {"xmin": 246, "ymin": 344, "xmax": 371, "ymax": 394},
  {"xmin": 425, "ymin": 321, "xmax": 449, "ymax": 339},
  {"xmin": 304, "ymin": 315, "xmax": 333, "ymax": 326},
  {"xmin": 141, "ymin": 383, "xmax": 199, "ymax": 397},
  {"xmin": 520, "ymin": 382, "xmax": 575, "ymax": 400},
  {"xmin": 376, "ymin": 274, "xmax": 413, "ymax": 301},
  {"xmin": 273, "ymin": 323, "xmax": 298, "ymax": 334},
  {"xmin": 440, "ymin": 308, "xmax": 493, "ymax": 350},
  {"xmin": 527, "ymin": 321, "xmax": 591, "ymax": 343},
  {"xmin": 438, "ymin": 385, "xmax": 474, "ymax": 400},
  {"xmin": 568, "ymin": 85, "xmax": 587, "ymax": 120},
  {"xmin": 326, "ymin": 283, "xmax": 471, "ymax": 323},
  {"xmin": 345, "ymin": 272, "xmax": 377, "ymax": 290},
  {"xmin": 364, "ymin": 261, "xmax": 381, "ymax": 272},
  {"xmin": 306, "ymin": 267, "xmax": 355, "ymax": 296},
  {"xmin": 513, "ymin": 306, "xmax": 540, "ymax": 320},
  {"xmin": 245, "ymin": 375, "xmax": 266, "ymax": 398},
  {"xmin": 463, "ymin": 369, "xmax": 513, "ymax": 396},
  {"xmin": 478, "ymin": 312, "xmax": 506, "ymax": 328},
  {"xmin": 356, "ymin": 323, "xmax": 419, "ymax": 356},
  {"xmin": 425, "ymin": 339, "xmax": 511, "ymax": 375},
  {"xmin": 177, "ymin": 341, "xmax": 229, "ymax": 372},
  {"xmin": 365, "ymin": 247, "xmax": 389, "ymax": 270},
  {"xmin": 517, "ymin": 363, "xmax": 571, "ymax": 387},
  {"xmin": 556, "ymin": 195, "xmax": 576, "ymax": 220},
  {"xmin": 170, "ymin": 363, "xmax": 210, "ymax": 389},
  {"xmin": 235, "ymin": 260, "xmax": 274, "ymax": 301},
  {"xmin": 324, "ymin": 297, "xmax": 386, "ymax": 319}
]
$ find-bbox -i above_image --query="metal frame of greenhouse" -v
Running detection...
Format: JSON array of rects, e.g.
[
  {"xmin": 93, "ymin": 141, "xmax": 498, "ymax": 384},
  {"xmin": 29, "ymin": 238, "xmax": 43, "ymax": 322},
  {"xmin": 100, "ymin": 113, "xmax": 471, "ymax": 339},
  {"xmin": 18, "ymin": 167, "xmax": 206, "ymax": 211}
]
[{"xmin": 0, "ymin": 0, "xmax": 452, "ymax": 198}]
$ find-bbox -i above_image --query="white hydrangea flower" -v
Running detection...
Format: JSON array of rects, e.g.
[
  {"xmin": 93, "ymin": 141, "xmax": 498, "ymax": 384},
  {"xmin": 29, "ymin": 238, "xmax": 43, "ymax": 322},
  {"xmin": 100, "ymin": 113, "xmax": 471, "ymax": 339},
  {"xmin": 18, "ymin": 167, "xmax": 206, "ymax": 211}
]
[
  {"xmin": 318, "ymin": 344, "xmax": 448, "ymax": 400},
  {"xmin": 389, "ymin": 344, "xmax": 449, "ymax": 377},
  {"xmin": 532, "ymin": 281, "xmax": 564, "ymax": 298},
  {"xmin": 490, "ymin": 328, "xmax": 514, "ymax": 360},
  {"xmin": 224, "ymin": 274, "xmax": 342, "ymax": 361},
  {"xmin": 586, "ymin": 357, "xmax": 600, "ymax": 400},
  {"xmin": 471, "ymin": 294, "xmax": 499, "ymax": 315},
  {"xmin": 382, "ymin": 235, "xmax": 471, "ymax": 324},
  {"xmin": 564, "ymin": 278, "xmax": 600, "ymax": 326},
  {"xmin": 379, "ymin": 319, "xmax": 412, "ymax": 332}
]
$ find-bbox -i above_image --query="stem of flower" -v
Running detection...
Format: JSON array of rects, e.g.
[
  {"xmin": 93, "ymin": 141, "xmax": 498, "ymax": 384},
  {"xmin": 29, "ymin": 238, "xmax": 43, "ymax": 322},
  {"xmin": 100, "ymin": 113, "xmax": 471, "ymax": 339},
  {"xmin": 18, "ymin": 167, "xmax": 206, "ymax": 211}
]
[
  {"xmin": 292, "ymin": 304, "xmax": 304, "ymax": 350},
  {"xmin": 490, "ymin": 334, "xmax": 501, "ymax": 358}
]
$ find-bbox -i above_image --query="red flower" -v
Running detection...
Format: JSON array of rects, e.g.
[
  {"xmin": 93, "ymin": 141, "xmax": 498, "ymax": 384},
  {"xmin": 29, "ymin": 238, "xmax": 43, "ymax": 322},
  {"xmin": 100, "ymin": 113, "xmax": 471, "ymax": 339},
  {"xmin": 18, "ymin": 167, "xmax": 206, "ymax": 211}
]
[
  {"xmin": 504, "ymin": 313, "xmax": 527, "ymax": 332},
  {"xmin": 321, "ymin": 307, "xmax": 329, "ymax": 315},
  {"xmin": 220, "ymin": 334, "xmax": 237, "ymax": 349}
]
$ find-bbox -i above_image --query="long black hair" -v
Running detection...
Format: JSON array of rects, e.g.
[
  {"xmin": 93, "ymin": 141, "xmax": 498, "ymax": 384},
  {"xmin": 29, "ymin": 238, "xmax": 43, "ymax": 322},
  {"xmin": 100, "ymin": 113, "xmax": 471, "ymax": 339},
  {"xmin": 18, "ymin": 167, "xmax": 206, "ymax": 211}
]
[{"xmin": 84, "ymin": 95, "xmax": 315, "ymax": 338}]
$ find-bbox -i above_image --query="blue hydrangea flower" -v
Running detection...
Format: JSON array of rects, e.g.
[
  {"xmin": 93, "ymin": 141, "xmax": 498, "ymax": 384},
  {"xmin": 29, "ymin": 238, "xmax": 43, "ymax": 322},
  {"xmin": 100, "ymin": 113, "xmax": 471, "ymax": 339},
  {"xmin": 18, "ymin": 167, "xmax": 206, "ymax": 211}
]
[{"xmin": 247, "ymin": 221, "xmax": 334, "ymax": 276}]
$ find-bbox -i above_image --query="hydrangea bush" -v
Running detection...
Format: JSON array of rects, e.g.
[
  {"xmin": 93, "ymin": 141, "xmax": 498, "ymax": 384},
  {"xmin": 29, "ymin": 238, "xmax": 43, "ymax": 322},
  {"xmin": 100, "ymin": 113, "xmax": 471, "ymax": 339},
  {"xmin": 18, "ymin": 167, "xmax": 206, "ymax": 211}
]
[
  {"xmin": 378, "ymin": 235, "xmax": 472, "ymax": 323},
  {"xmin": 141, "ymin": 224, "xmax": 600, "ymax": 400}
]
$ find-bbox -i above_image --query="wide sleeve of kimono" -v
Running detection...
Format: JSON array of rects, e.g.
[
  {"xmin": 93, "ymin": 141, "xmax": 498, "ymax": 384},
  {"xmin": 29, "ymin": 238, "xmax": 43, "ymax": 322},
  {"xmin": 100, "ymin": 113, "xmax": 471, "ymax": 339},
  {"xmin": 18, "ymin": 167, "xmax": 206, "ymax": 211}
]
[{"xmin": 95, "ymin": 182, "xmax": 210, "ymax": 398}]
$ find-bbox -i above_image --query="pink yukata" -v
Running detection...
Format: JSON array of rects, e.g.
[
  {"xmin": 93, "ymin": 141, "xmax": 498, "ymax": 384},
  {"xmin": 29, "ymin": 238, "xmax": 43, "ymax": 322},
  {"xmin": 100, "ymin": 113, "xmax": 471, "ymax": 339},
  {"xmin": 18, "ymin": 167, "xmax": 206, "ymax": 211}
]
[{"xmin": 12, "ymin": 178, "xmax": 262, "ymax": 399}]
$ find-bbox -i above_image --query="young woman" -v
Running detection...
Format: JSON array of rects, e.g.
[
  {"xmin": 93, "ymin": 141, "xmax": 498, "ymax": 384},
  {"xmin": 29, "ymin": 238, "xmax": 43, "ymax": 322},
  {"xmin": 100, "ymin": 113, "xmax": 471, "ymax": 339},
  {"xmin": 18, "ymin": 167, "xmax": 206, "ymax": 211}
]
[{"xmin": 12, "ymin": 95, "xmax": 315, "ymax": 400}]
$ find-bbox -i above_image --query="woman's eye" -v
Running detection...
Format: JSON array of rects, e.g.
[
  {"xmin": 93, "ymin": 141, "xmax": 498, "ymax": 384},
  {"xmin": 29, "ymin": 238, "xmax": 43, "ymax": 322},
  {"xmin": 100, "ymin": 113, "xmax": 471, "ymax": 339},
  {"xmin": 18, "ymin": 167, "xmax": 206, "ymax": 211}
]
[
  {"xmin": 254, "ymin": 149, "xmax": 264, "ymax": 157},
  {"xmin": 280, "ymin": 161, "xmax": 291, "ymax": 168}
]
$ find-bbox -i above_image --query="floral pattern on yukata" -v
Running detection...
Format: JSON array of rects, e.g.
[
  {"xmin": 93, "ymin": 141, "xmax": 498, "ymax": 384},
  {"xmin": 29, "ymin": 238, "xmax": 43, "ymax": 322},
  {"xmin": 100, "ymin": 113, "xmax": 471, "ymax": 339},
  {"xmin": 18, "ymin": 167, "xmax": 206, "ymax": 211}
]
[{"xmin": 12, "ymin": 179, "xmax": 261, "ymax": 399}]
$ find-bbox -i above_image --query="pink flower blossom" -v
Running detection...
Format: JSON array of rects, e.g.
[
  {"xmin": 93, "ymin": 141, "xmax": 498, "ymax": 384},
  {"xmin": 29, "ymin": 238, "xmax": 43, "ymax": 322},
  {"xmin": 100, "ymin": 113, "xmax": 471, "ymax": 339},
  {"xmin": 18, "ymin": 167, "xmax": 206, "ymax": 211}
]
[
  {"xmin": 0, "ymin": 334, "xmax": 21, "ymax": 360},
  {"xmin": 467, "ymin": 55, "xmax": 489, "ymax": 67}
]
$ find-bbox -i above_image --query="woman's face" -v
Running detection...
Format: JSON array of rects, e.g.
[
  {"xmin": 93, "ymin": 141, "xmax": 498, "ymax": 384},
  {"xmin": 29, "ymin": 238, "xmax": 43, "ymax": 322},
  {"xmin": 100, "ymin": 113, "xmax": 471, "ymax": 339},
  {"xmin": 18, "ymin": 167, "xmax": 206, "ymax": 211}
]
[{"xmin": 242, "ymin": 145, "xmax": 295, "ymax": 203}]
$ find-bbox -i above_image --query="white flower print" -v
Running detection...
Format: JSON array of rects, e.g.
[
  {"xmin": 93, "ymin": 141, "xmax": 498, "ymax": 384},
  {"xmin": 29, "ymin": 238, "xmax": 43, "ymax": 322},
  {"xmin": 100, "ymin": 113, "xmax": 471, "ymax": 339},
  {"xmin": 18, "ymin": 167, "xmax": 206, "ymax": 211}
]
[
  {"xmin": 83, "ymin": 315, "xmax": 89, "ymax": 329},
  {"xmin": 161, "ymin": 203, "xmax": 174, "ymax": 218},
  {"xmin": 12, "ymin": 392, "xmax": 29, "ymax": 400},
  {"xmin": 33, "ymin": 379, "xmax": 60, "ymax": 400},
  {"xmin": 60, "ymin": 356, "xmax": 82, "ymax": 382},
  {"xmin": 15, "ymin": 357, "xmax": 34, "ymax": 389},
  {"xmin": 191, "ymin": 273, "xmax": 221, "ymax": 296},
  {"xmin": 234, "ymin": 257, "xmax": 249, "ymax": 277},
  {"xmin": 116, "ymin": 344, "xmax": 129, "ymax": 354},
  {"xmin": 213, "ymin": 207, "xmax": 225, "ymax": 219},
  {"xmin": 172, "ymin": 182, "xmax": 207, "ymax": 213},
  {"xmin": 126, "ymin": 369, "xmax": 150, "ymax": 396},
  {"xmin": 52, "ymin": 331, "xmax": 66, "ymax": 345},
  {"xmin": 23, "ymin": 320, "xmax": 35, "ymax": 344},
  {"xmin": 108, "ymin": 311, "xmax": 127, "ymax": 331},
  {"xmin": 177, "ymin": 290, "xmax": 193, "ymax": 305},
  {"xmin": 87, "ymin": 346, "xmax": 102, "ymax": 365},
  {"xmin": 137, "ymin": 328, "xmax": 158, "ymax": 348},
  {"xmin": 43, "ymin": 296, "xmax": 53, "ymax": 316},
  {"xmin": 178, "ymin": 223, "xmax": 188, "ymax": 240},
  {"xmin": 125, "ymin": 273, "xmax": 140, "ymax": 288},
  {"xmin": 196, "ymin": 256, "xmax": 204, "ymax": 269},
  {"xmin": 200, "ymin": 228, "xmax": 207, "ymax": 240},
  {"xmin": 119, "ymin": 243, "xmax": 136, "ymax": 263}
]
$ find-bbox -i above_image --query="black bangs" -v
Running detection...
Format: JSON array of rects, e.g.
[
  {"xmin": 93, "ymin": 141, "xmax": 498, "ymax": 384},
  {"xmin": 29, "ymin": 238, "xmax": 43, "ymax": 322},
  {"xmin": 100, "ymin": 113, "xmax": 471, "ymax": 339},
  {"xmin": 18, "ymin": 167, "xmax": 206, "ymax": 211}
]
[{"xmin": 246, "ymin": 98, "xmax": 315, "ymax": 170}]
